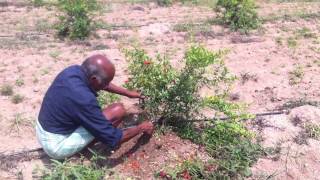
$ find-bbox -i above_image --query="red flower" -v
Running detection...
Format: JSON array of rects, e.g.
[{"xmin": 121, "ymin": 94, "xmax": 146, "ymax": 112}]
[
  {"xmin": 205, "ymin": 164, "xmax": 217, "ymax": 171},
  {"xmin": 125, "ymin": 78, "xmax": 131, "ymax": 83},
  {"xmin": 159, "ymin": 171, "xmax": 167, "ymax": 178},
  {"xmin": 127, "ymin": 153, "xmax": 133, "ymax": 158},
  {"xmin": 143, "ymin": 61, "xmax": 151, "ymax": 65},
  {"xmin": 181, "ymin": 170, "xmax": 191, "ymax": 180},
  {"xmin": 132, "ymin": 161, "xmax": 139, "ymax": 167}
]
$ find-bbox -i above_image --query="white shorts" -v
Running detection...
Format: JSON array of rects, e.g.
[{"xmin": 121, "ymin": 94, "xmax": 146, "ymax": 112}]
[{"xmin": 36, "ymin": 121, "xmax": 94, "ymax": 159}]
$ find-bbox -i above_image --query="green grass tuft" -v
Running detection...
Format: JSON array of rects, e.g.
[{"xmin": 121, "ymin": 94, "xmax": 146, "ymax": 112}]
[
  {"xmin": 1, "ymin": 84, "xmax": 13, "ymax": 96},
  {"xmin": 305, "ymin": 123, "xmax": 320, "ymax": 140},
  {"xmin": 287, "ymin": 36, "xmax": 298, "ymax": 48},
  {"xmin": 15, "ymin": 78, "xmax": 24, "ymax": 87},
  {"xmin": 11, "ymin": 94, "xmax": 24, "ymax": 104},
  {"xmin": 40, "ymin": 159, "xmax": 105, "ymax": 180},
  {"xmin": 289, "ymin": 65, "xmax": 304, "ymax": 85},
  {"xmin": 37, "ymin": 149, "xmax": 107, "ymax": 180},
  {"xmin": 97, "ymin": 91, "xmax": 120, "ymax": 108},
  {"xmin": 296, "ymin": 27, "xmax": 317, "ymax": 39}
]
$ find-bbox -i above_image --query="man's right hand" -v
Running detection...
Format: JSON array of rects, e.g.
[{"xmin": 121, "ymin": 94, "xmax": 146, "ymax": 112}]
[
  {"xmin": 120, "ymin": 121, "xmax": 154, "ymax": 145},
  {"xmin": 138, "ymin": 121, "xmax": 154, "ymax": 135}
]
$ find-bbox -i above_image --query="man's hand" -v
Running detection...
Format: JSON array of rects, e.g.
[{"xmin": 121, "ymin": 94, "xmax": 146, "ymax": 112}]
[
  {"xmin": 120, "ymin": 121, "xmax": 154, "ymax": 144},
  {"xmin": 104, "ymin": 83, "xmax": 145, "ymax": 99},
  {"xmin": 128, "ymin": 91, "xmax": 145, "ymax": 99},
  {"xmin": 138, "ymin": 121, "xmax": 154, "ymax": 135}
]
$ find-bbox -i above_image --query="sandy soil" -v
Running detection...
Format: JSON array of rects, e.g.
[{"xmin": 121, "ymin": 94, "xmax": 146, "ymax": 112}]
[{"xmin": 0, "ymin": 0, "xmax": 320, "ymax": 179}]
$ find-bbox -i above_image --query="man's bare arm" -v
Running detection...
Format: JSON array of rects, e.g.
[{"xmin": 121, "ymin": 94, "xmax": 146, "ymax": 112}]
[
  {"xmin": 104, "ymin": 83, "xmax": 141, "ymax": 98},
  {"xmin": 119, "ymin": 121, "xmax": 153, "ymax": 144}
]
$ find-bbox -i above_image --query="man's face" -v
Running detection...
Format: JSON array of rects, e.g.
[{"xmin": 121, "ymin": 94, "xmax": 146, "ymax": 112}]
[
  {"xmin": 90, "ymin": 75, "xmax": 113, "ymax": 91},
  {"xmin": 101, "ymin": 76, "xmax": 113, "ymax": 89}
]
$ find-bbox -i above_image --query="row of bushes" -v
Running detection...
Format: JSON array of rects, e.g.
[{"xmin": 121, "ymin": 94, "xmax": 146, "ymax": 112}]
[{"xmin": 33, "ymin": 0, "xmax": 260, "ymax": 39}]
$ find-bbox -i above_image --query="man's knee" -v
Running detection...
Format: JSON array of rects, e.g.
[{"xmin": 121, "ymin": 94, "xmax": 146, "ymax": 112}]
[
  {"xmin": 103, "ymin": 103, "xmax": 126, "ymax": 120},
  {"xmin": 112, "ymin": 103, "xmax": 126, "ymax": 114},
  {"xmin": 109, "ymin": 103, "xmax": 126, "ymax": 115}
]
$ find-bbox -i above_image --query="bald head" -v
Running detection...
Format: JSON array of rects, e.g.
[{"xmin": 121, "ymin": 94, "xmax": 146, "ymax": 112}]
[{"xmin": 81, "ymin": 54, "xmax": 115, "ymax": 91}]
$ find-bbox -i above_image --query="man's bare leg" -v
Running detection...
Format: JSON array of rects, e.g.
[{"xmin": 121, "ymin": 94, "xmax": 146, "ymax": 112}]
[
  {"xmin": 101, "ymin": 103, "xmax": 154, "ymax": 144},
  {"xmin": 87, "ymin": 103, "xmax": 153, "ymax": 149},
  {"xmin": 85, "ymin": 103, "xmax": 126, "ymax": 149}
]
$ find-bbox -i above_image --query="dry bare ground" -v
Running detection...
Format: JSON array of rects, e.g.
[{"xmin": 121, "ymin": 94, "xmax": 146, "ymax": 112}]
[{"xmin": 0, "ymin": 0, "xmax": 319, "ymax": 179}]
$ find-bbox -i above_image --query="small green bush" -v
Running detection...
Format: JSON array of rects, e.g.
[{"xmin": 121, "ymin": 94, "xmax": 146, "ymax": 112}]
[
  {"xmin": 216, "ymin": 0, "xmax": 260, "ymax": 33},
  {"xmin": 125, "ymin": 45, "xmax": 236, "ymax": 121},
  {"xmin": 202, "ymin": 121, "xmax": 262, "ymax": 178},
  {"xmin": 169, "ymin": 120, "xmax": 263, "ymax": 179},
  {"xmin": 56, "ymin": 0, "xmax": 100, "ymax": 40}
]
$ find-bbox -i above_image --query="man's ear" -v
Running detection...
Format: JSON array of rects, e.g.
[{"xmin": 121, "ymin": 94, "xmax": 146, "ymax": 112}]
[
  {"xmin": 89, "ymin": 76, "xmax": 101, "ymax": 91},
  {"xmin": 91, "ymin": 75, "xmax": 100, "ymax": 82},
  {"xmin": 89, "ymin": 76, "xmax": 99, "ymax": 86},
  {"xmin": 89, "ymin": 76, "xmax": 94, "ymax": 83},
  {"xmin": 90, "ymin": 75, "xmax": 96, "ymax": 81}
]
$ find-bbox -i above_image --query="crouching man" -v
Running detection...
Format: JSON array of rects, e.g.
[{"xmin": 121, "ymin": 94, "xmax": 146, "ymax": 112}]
[{"xmin": 36, "ymin": 54, "xmax": 154, "ymax": 159}]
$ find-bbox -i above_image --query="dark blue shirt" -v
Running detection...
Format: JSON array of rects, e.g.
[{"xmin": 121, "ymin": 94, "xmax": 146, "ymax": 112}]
[{"xmin": 38, "ymin": 65, "xmax": 122, "ymax": 148}]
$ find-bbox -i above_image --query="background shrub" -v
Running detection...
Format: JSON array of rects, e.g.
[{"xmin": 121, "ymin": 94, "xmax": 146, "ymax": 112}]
[
  {"xmin": 56, "ymin": 0, "xmax": 100, "ymax": 40},
  {"xmin": 157, "ymin": 0, "xmax": 173, "ymax": 6},
  {"xmin": 1, "ymin": 84, "xmax": 13, "ymax": 96},
  {"xmin": 216, "ymin": 0, "xmax": 260, "ymax": 33},
  {"xmin": 31, "ymin": 0, "xmax": 44, "ymax": 6}
]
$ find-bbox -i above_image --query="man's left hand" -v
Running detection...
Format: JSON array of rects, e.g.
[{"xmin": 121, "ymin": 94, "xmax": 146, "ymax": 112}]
[{"xmin": 128, "ymin": 91, "xmax": 145, "ymax": 99}]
